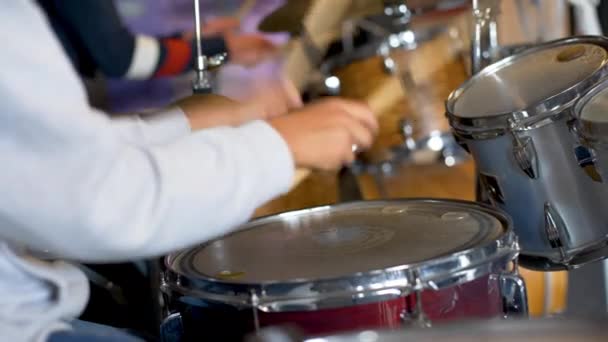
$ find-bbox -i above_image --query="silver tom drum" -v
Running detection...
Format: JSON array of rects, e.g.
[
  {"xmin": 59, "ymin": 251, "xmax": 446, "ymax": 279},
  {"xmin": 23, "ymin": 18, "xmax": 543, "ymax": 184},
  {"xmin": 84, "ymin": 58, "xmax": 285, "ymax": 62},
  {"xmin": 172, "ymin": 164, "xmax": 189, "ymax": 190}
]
[
  {"xmin": 447, "ymin": 36, "xmax": 608, "ymax": 270},
  {"xmin": 160, "ymin": 199, "xmax": 525, "ymax": 341}
]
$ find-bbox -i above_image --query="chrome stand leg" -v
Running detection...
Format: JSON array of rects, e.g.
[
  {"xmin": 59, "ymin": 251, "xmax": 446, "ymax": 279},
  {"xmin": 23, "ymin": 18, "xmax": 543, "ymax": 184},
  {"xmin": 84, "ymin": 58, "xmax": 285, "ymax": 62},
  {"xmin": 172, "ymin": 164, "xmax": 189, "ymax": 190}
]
[{"xmin": 500, "ymin": 261, "xmax": 529, "ymax": 318}]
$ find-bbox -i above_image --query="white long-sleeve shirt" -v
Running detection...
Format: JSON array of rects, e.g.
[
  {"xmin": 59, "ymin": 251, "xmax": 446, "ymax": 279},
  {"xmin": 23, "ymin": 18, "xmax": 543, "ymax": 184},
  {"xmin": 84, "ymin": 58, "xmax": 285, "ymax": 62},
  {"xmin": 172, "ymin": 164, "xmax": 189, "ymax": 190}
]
[{"xmin": 0, "ymin": 2, "xmax": 294, "ymax": 341}]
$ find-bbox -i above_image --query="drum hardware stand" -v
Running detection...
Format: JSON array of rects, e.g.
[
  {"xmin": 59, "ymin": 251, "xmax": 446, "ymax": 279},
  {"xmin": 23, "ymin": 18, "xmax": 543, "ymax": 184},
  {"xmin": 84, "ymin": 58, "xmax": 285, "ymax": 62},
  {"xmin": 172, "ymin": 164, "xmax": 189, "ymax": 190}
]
[
  {"xmin": 471, "ymin": 0, "xmax": 501, "ymax": 75},
  {"xmin": 379, "ymin": 24, "xmax": 469, "ymax": 171},
  {"xmin": 508, "ymin": 119, "xmax": 539, "ymax": 179},
  {"xmin": 472, "ymin": 0, "xmax": 501, "ymax": 203},
  {"xmin": 159, "ymin": 4, "xmax": 227, "ymax": 339},
  {"xmin": 192, "ymin": 0, "xmax": 227, "ymax": 94}
]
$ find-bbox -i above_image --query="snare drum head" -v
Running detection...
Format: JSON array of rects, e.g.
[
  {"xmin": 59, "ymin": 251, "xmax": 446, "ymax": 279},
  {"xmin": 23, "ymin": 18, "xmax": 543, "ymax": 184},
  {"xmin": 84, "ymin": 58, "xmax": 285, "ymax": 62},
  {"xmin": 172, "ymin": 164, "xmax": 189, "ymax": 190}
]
[
  {"xmin": 168, "ymin": 200, "xmax": 505, "ymax": 284},
  {"xmin": 450, "ymin": 40, "xmax": 608, "ymax": 118}
]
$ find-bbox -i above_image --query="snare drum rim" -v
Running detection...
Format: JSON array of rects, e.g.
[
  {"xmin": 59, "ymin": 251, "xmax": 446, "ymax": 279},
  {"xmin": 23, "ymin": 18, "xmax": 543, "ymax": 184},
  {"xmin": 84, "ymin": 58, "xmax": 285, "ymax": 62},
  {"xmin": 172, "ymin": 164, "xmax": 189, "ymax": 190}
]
[
  {"xmin": 573, "ymin": 76, "xmax": 608, "ymax": 143},
  {"xmin": 162, "ymin": 199, "xmax": 518, "ymax": 312},
  {"xmin": 447, "ymin": 36, "xmax": 608, "ymax": 140}
]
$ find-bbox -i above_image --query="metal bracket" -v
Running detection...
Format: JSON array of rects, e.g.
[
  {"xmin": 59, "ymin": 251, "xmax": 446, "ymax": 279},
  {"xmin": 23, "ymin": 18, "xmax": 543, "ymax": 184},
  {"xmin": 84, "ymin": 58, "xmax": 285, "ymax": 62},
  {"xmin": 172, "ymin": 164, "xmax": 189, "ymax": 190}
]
[
  {"xmin": 401, "ymin": 272, "xmax": 431, "ymax": 328},
  {"xmin": 479, "ymin": 173, "xmax": 505, "ymax": 205},
  {"xmin": 498, "ymin": 263, "xmax": 529, "ymax": 318},
  {"xmin": 192, "ymin": 53, "xmax": 227, "ymax": 94},
  {"xmin": 191, "ymin": 0, "xmax": 226, "ymax": 94},
  {"xmin": 544, "ymin": 202, "xmax": 570, "ymax": 263},
  {"xmin": 453, "ymin": 134, "xmax": 470, "ymax": 153},
  {"xmin": 400, "ymin": 291, "xmax": 432, "ymax": 328},
  {"xmin": 509, "ymin": 120, "xmax": 539, "ymax": 179}
]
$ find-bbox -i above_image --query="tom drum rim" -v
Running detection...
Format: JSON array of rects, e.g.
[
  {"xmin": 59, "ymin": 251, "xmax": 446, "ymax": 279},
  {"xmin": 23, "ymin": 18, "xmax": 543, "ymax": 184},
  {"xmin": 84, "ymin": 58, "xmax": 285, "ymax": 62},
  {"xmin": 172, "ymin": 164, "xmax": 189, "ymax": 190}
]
[
  {"xmin": 574, "ymin": 76, "xmax": 608, "ymax": 142},
  {"xmin": 447, "ymin": 36, "xmax": 608, "ymax": 140}
]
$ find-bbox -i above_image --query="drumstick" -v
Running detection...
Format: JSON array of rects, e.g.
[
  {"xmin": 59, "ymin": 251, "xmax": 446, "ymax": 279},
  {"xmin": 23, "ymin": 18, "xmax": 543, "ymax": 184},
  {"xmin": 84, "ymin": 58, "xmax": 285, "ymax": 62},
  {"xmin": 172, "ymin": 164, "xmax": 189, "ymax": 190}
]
[
  {"xmin": 280, "ymin": 0, "xmax": 366, "ymax": 189},
  {"xmin": 290, "ymin": 77, "xmax": 404, "ymax": 189}
]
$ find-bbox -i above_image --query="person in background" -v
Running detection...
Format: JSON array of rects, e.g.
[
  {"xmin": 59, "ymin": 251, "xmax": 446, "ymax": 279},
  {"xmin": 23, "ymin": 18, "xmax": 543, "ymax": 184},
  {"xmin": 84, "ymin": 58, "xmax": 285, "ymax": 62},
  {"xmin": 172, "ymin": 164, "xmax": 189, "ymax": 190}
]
[
  {"xmin": 37, "ymin": 0, "xmax": 276, "ymax": 80},
  {"xmin": 1, "ymin": 2, "xmax": 377, "ymax": 342},
  {"xmin": 38, "ymin": 0, "xmax": 299, "ymax": 118}
]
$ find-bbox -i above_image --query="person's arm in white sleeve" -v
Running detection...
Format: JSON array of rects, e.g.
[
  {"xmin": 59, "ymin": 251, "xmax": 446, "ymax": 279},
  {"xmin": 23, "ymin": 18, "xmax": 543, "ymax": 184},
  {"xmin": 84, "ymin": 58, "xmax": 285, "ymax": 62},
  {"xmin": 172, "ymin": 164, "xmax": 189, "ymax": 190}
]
[
  {"xmin": 0, "ymin": 3, "xmax": 294, "ymax": 262},
  {"xmin": 109, "ymin": 106, "xmax": 192, "ymax": 146}
]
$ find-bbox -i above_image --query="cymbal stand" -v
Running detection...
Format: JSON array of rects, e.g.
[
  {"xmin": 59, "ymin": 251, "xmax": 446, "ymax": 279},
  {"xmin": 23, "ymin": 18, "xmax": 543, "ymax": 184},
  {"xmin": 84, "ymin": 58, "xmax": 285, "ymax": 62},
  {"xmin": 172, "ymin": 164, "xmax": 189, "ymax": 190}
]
[
  {"xmin": 191, "ymin": 0, "xmax": 227, "ymax": 94},
  {"xmin": 471, "ymin": 0, "xmax": 501, "ymax": 203},
  {"xmin": 471, "ymin": 0, "xmax": 501, "ymax": 74}
]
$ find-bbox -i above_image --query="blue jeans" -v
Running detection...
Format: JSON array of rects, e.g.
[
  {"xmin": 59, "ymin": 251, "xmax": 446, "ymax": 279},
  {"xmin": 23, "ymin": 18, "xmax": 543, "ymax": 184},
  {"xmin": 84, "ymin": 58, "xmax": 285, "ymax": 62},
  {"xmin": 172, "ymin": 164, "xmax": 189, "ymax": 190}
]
[{"xmin": 48, "ymin": 320, "xmax": 145, "ymax": 342}]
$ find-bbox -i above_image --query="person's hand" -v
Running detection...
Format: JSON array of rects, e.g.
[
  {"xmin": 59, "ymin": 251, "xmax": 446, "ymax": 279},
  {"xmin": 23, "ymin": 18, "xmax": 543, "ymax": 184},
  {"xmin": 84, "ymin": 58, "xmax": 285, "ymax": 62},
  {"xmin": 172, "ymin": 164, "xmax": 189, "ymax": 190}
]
[
  {"xmin": 175, "ymin": 94, "xmax": 261, "ymax": 130},
  {"xmin": 269, "ymin": 99, "xmax": 378, "ymax": 170},
  {"xmin": 225, "ymin": 33, "xmax": 279, "ymax": 67}
]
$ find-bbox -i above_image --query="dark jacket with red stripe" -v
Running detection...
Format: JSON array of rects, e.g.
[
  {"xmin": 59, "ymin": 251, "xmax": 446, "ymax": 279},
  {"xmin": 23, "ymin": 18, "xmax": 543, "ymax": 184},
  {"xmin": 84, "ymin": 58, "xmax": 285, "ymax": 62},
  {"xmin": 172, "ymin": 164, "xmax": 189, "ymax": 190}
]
[{"xmin": 37, "ymin": 0, "xmax": 228, "ymax": 79}]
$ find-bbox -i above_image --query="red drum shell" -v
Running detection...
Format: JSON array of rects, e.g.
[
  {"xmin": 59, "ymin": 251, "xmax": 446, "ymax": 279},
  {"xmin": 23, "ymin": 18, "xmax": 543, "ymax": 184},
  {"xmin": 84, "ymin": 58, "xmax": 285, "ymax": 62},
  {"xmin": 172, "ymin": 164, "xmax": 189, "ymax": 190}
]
[{"xmin": 258, "ymin": 275, "xmax": 501, "ymax": 336}]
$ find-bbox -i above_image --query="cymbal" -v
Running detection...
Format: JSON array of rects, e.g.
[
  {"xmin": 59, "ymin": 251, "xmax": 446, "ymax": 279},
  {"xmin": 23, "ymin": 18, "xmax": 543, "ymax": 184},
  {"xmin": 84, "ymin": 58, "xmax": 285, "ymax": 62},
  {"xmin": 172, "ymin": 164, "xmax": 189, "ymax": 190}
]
[{"xmin": 258, "ymin": 0, "xmax": 468, "ymax": 35}]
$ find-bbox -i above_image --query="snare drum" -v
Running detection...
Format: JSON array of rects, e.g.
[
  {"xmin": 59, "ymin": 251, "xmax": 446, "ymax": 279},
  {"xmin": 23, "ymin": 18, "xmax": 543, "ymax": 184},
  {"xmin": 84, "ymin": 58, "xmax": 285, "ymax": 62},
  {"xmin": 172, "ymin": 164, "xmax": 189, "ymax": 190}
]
[
  {"xmin": 161, "ymin": 199, "xmax": 526, "ymax": 341},
  {"xmin": 447, "ymin": 36, "xmax": 608, "ymax": 270},
  {"xmin": 314, "ymin": 9, "xmax": 470, "ymax": 167}
]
